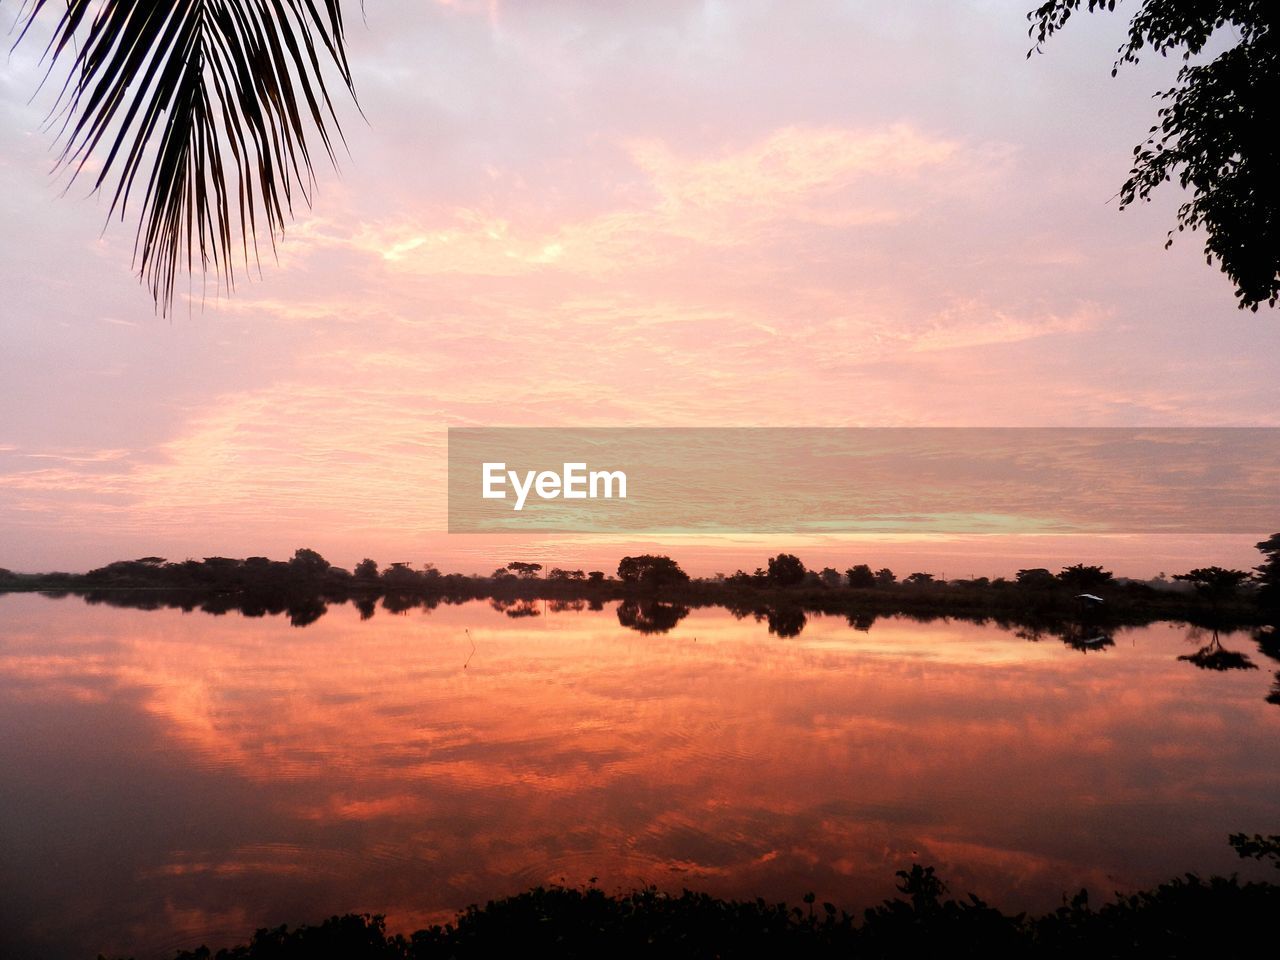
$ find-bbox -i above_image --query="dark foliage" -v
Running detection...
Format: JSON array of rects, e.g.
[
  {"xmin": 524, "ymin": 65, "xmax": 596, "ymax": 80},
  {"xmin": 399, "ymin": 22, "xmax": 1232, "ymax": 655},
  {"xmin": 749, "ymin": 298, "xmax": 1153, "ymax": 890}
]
[
  {"xmin": 617, "ymin": 555, "xmax": 690, "ymax": 589},
  {"xmin": 766, "ymin": 553, "xmax": 807, "ymax": 587},
  {"xmin": 1256, "ymin": 533, "xmax": 1280, "ymax": 616},
  {"xmin": 1229, "ymin": 831, "xmax": 1280, "ymax": 868},
  {"xmin": 846, "ymin": 564, "xmax": 877, "ymax": 588},
  {"xmin": 1028, "ymin": 0, "xmax": 1280, "ymax": 310},
  {"xmin": 14, "ymin": 0, "xmax": 358, "ymax": 312},
  {"xmin": 122, "ymin": 859, "xmax": 1280, "ymax": 960},
  {"xmin": 1057, "ymin": 563, "xmax": 1114, "ymax": 591}
]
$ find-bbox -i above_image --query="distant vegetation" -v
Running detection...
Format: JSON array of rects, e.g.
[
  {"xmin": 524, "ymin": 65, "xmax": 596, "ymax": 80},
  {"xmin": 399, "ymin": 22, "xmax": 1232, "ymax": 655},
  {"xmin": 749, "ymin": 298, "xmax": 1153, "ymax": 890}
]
[
  {"xmin": 3, "ymin": 537, "xmax": 1278, "ymax": 634},
  {"xmin": 10, "ymin": 540, "xmax": 1280, "ymax": 707},
  {"xmin": 104, "ymin": 839, "xmax": 1280, "ymax": 959}
]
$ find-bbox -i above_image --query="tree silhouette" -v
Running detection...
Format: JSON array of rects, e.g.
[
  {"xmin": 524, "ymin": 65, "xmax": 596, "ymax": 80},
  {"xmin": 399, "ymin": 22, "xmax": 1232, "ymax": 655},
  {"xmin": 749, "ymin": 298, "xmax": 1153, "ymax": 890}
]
[
  {"xmin": 289, "ymin": 546, "xmax": 330, "ymax": 576},
  {"xmin": 1016, "ymin": 567, "xmax": 1057, "ymax": 589},
  {"xmin": 846, "ymin": 564, "xmax": 876, "ymax": 588},
  {"xmin": 766, "ymin": 553, "xmax": 806, "ymax": 587},
  {"xmin": 617, "ymin": 555, "xmax": 689, "ymax": 589},
  {"xmin": 1255, "ymin": 533, "xmax": 1280, "ymax": 616},
  {"xmin": 1173, "ymin": 566, "xmax": 1251, "ymax": 611},
  {"xmin": 506, "ymin": 561, "xmax": 543, "ymax": 579},
  {"xmin": 1028, "ymin": 1, "xmax": 1279, "ymax": 310},
  {"xmin": 1057, "ymin": 563, "xmax": 1113, "ymax": 591},
  {"xmin": 14, "ymin": 0, "xmax": 358, "ymax": 313},
  {"xmin": 819, "ymin": 566, "xmax": 844, "ymax": 587}
]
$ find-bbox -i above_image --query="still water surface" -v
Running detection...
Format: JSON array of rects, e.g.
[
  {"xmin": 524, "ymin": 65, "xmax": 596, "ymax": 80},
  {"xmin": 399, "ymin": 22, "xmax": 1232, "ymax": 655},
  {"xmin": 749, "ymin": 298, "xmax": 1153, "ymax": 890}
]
[{"xmin": 2, "ymin": 593, "xmax": 1278, "ymax": 958}]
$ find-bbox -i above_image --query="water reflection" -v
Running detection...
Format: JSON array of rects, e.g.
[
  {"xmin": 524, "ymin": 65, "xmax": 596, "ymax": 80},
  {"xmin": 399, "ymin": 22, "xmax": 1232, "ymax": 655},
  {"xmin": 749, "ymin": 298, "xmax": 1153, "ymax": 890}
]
[
  {"xmin": 1, "ymin": 595, "xmax": 1279, "ymax": 959},
  {"xmin": 1178, "ymin": 628, "xmax": 1258, "ymax": 672},
  {"xmin": 490, "ymin": 597, "xmax": 541, "ymax": 619},
  {"xmin": 616, "ymin": 600, "xmax": 690, "ymax": 635},
  {"xmin": 763, "ymin": 606, "xmax": 807, "ymax": 638},
  {"xmin": 1258, "ymin": 626, "xmax": 1280, "ymax": 706}
]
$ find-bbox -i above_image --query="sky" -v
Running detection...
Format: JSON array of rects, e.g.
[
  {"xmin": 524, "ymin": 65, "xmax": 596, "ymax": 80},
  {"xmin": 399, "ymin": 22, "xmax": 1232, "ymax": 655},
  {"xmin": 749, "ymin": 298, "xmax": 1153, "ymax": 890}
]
[{"xmin": 1, "ymin": 0, "xmax": 1278, "ymax": 576}]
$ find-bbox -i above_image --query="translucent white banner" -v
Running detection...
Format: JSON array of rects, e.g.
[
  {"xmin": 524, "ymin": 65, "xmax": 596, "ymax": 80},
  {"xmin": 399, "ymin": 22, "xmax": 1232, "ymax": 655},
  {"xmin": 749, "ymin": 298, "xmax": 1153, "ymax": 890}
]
[{"xmin": 447, "ymin": 428, "xmax": 1280, "ymax": 535}]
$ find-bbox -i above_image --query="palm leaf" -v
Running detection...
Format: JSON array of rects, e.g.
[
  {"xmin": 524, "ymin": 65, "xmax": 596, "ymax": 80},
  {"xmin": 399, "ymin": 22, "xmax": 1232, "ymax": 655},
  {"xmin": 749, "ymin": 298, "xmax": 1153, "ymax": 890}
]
[{"xmin": 14, "ymin": 0, "xmax": 358, "ymax": 313}]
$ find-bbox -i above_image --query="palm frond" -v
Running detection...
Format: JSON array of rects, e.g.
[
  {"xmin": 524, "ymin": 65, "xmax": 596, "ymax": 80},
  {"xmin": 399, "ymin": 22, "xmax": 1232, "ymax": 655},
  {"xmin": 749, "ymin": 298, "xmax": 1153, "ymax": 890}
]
[{"xmin": 14, "ymin": 0, "xmax": 358, "ymax": 313}]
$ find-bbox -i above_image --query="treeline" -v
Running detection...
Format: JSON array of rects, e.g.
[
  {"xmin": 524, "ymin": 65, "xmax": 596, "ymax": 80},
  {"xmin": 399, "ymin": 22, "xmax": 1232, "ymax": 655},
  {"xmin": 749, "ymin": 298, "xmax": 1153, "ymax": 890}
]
[
  {"xmin": 9, "ymin": 547, "xmax": 1277, "ymax": 706},
  {"xmin": 106, "ymin": 837, "xmax": 1280, "ymax": 960},
  {"xmin": 3, "ymin": 537, "xmax": 1278, "ymax": 624}
]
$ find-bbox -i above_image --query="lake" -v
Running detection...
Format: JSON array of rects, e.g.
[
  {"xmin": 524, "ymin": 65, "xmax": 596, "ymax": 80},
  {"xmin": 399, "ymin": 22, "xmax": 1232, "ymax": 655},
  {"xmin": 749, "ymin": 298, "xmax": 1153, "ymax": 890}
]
[{"xmin": 2, "ymin": 593, "xmax": 1278, "ymax": 958}]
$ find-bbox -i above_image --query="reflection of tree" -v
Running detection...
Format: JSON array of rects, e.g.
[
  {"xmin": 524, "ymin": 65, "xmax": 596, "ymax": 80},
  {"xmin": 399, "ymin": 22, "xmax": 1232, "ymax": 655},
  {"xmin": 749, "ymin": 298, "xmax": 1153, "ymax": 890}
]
[
  {"xmin": 616, "ymin": 600, "xmax": 690, "ymax": 635},
  {"xmin": 1252, "ymin": 624, "xmax": 1280, "ymax": 706},
  {"xmin": 199, "ymin": 597, "xmax": 234, "ymax": 616},
  {"xmin": 1179, "ymin": 628, "xmax": 1258, "ymax": 672},
  {"xmin": 239, "ymin": 599, "xmax": 271, "ymax": 618},
  {"xmin": 504, "ymin": 600, "xmax": 541, "ymax": 619},
  {"xmin": 549, "ymin": 599, "xmax": 586, "ymax": 613},
  {"xmin": 382, "ymin": 593, "xmax": 422, "ymax": 615},
  {"xmin": 287, "ymin": 597, "xmax": 327, "ymax": 628},
  {"xmin": 489, "ymin": 596, "xmax": 540, "ymax": 616},
  {"xmin": 50, "ymin": 556, "xmax": 498, "ymax": 625},
  {"xmin": 1011, "ymin": 614, "xmax": 1115, "ymax": 652},
  {"xmin": 765, "ymin": 606, "xmax": 807, "ymax": 639},
  {"xmin": 1257, "ymin": 625, "xmax": 1280, "ymax": 663},
  {"xmin": 1060, "ymin": 626, "xmax": 1114, "ymax": 653},
  {"xmin": 846, "ymin": 611, "xmax": 877, "ymax": 632}
]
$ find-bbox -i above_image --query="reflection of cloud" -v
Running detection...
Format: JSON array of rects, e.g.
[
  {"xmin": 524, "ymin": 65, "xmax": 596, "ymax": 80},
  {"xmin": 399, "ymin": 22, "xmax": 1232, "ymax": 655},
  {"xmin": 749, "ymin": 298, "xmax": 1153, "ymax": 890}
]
[{"xmin": 2, "ymin": 599, "xmax": 1278, "ymax": 955}]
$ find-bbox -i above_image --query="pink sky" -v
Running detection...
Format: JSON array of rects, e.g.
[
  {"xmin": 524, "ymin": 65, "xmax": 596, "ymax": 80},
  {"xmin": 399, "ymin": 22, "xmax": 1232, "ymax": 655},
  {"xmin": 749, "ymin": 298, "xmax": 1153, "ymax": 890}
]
[{"xmin": 1, "ymin": 1, "xmax": 1277, "ymax": 576}]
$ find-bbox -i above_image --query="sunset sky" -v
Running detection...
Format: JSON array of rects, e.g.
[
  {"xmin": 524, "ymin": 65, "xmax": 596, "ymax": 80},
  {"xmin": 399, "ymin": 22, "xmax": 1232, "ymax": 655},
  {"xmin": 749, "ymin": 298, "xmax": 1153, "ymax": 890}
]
[{"xmin": 2, "ymin": 0, "xmax": 1278, "ymax": 576}]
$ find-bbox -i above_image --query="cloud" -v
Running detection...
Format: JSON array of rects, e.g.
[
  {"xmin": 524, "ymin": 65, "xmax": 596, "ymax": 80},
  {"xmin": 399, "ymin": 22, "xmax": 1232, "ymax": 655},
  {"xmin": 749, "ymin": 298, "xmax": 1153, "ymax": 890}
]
[
  {"xmin": 898, "ymin": 301, "xmax": 1105, "ymax": 353},
  {"xmin": 22, "ymin": 449, "xmax": 133, "ymax": 465},
  {"xmin": 322, "ymin": 123, "xmax": 1002, "ymax": 280},
  {"xmin": 629, "ymin": 123, "xmax": 961, "ymax": 224}
]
